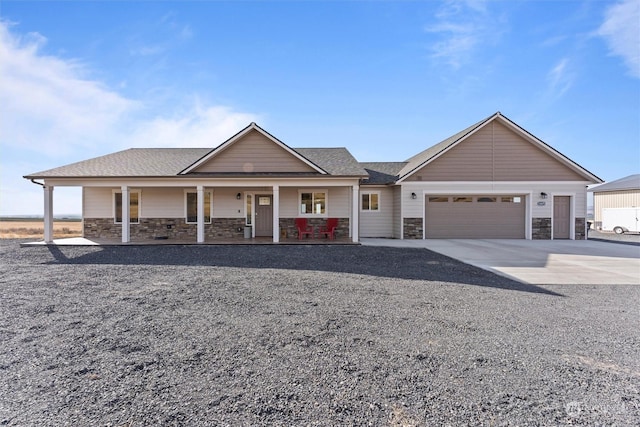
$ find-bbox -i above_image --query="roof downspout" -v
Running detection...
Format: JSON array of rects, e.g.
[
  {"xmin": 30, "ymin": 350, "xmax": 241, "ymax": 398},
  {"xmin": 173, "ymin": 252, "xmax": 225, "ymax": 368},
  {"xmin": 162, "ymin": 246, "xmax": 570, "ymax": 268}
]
[{"xmin": 30, "ymin": 179, "xmax": 45, "ymax": 187}]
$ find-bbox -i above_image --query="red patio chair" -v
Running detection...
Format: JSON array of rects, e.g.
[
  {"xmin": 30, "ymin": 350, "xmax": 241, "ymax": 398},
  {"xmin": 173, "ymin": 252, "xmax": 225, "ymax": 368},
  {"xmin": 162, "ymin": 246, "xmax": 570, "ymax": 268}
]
[
  {"xmin": 318, "ymin": 218, "xmax": 338, "ymax": 240},
  {"xmin": 295, "ymin": 218, "xmax": 314, "ymax": 240}
]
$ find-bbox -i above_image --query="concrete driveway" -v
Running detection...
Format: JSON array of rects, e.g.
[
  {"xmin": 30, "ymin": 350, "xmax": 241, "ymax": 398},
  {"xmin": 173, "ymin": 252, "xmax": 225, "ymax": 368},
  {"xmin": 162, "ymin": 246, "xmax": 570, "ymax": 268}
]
[{"xmin": 361, "ymin": 238, "xmax": 640, "ymax": 285}]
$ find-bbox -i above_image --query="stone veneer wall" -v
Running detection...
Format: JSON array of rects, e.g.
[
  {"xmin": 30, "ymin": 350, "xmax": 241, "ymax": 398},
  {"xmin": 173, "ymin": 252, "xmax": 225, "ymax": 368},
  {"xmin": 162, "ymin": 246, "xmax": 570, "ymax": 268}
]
[
  {"xmin": 532, "ymin": 217, "xmax": 551, "ymax": 240},
  {"xmin": 207, "ymin": 218, "xmax": 245, "ymax": 240},
  {"xmin": 403, "ymin": 218, "xmax": 423, "ymax": 239},
  {"xmin": 84, "ymin": 217, "xmax": 245, "ymax": 241},
  {"xmin": 574, "ymin": 217, "xmax": 586, "ymax": 240},
  {"xmin": 279, "ymin": 218, "xmax": 349, "ymax": 240}
]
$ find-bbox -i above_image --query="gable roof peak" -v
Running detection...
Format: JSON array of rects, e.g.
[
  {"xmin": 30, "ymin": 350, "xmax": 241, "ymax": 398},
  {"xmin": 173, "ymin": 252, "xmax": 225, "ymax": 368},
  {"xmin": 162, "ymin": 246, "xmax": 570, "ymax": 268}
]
[
  {"xmin": 179, "ymin": 121, "xmax": 329, "ymax": 175},
  {"xmin": 397, "ymin": 111, "xmax": 601, "ymax": 183}
]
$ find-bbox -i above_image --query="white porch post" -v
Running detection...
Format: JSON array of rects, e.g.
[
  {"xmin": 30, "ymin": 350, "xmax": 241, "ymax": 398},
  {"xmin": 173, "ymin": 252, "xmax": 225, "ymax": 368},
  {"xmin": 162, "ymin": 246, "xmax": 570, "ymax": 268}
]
[
  {"xmin": 197, "ymin": 185, "xmax": 205, "ymax": 243},
  {"xmin": 121, "ymin": 186, "xmax": 130, "ymax": 243},
  {"xmin": 272, "ymin": 185, "xmax": 280, "ymax": 243},
  {"xmin": 351, "ymin": 185, "xmax": 359, "ymax": 243},
  {"xmin": 43, "ymin": 185, "xmax": 54, "ymax": 243}
]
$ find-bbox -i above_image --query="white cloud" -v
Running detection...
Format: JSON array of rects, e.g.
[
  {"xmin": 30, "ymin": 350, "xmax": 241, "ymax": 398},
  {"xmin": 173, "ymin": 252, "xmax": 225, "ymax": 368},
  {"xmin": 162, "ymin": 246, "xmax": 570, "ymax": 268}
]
[
  {"xmin": 128, "ymin": 103, "xmax": 257, "ymax": 148},
  {"xmin": 0, "ymin": 20, "xmax": 257, "ymax": 153},
  {"xmin": 425, "ymin": 0, "xmax": 503, "ymax": 69},
  {"xmin": 0, "ymin": 20, "xmax": 258, "ymax": 215},
  {"xmin": 0, "ymin": 21, "xmax": 137, "ymax": 157},
  {"xmin": 598, "ymin": 0, "xmax": 640, "ymax": 78},
  {"xmin": 547, "ymin": 58, "xmax": 574, "ymax": 98}
]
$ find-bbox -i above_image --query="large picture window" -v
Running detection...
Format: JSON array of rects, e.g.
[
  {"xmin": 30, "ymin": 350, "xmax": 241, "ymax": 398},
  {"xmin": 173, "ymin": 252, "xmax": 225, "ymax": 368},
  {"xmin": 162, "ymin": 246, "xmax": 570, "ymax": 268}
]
[
  {"xmin": 299, "ymin": 190, "xmax": 326, "ymax": 215},
  {"xmin": 185, "ymin": 191, "xmax": 212, "ymax": 223},
  {"xmin": 361, "ymin": 192, "xmax": 380, "ymax": 211},
  {"xmin": 114, "ymin": 191, "xmax": 140, "ymax": 223}
]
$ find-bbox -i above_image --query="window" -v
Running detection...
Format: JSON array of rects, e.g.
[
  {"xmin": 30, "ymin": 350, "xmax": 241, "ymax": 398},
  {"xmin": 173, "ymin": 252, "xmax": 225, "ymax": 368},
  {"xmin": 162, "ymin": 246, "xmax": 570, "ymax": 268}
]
[
  {"xmin": 428, "ymin": 196, "xmax": 449, "ymax": 202},
  {"xmin": 299, "ymin": 190, "xmax": 327, "ymax": 215},
  {"xmin": 477, "ymin": 197, "xmax": 497, "ymax": 202},
  {"xmin": 114, "ymin": 191, "xmax": 140, "ymax": 223},
  {"xmin": 185, "ymin": 191, "xmax": 212, "ymax": 223},
  {"xmin": 501, "ymin": 196, "xmax": 522, "ymax": 203},
  {"xmin": 361, "ymin": 192, "xmax": 380, "ymax": 211},
  {"xmin": 453, "ymin": 196, "xmax": 472, "ymax": 203}
]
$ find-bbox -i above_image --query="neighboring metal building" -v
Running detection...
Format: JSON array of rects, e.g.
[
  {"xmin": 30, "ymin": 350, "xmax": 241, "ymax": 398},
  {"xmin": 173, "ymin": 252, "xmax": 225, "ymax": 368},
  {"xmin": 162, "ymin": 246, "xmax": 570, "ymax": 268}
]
[{"xmin": 589, "ymin": 174, "xmax": 640, "ymax": 229}]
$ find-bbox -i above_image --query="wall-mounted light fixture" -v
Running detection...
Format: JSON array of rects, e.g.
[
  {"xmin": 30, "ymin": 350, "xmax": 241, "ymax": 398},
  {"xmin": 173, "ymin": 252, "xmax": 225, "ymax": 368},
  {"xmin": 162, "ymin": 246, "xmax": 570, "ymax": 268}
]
[
  {"xmin": 236, "ymin": 192, "xmax": 242, "ymax": 200},
  {"xmin": 540, "ymin": 192, "xmax": 548, "ymax": 199},
  {"xmin": 411, "ymin": 192, "xmax": 417, "ymax": 200}
]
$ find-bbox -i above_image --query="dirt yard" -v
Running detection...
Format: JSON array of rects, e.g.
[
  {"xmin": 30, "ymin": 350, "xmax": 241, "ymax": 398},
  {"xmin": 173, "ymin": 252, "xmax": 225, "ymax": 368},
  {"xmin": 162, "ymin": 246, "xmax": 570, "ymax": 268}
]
[{"xmin": 0, "ymin": 220, "xmax": 82, "ymax": 239}]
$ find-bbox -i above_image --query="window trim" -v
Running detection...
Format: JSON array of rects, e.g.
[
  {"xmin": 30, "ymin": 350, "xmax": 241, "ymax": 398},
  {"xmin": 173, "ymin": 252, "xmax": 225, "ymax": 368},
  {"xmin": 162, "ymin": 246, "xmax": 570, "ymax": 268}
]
[
  {"xmin": 360, "ymin": 191, "xmax": 381, "ymax": 212},
  {"xmin": 298, "ymin": 189, "xmax": 328, "ymax": 217},
  {"xmin": 113, "ymin": 189, "xmax": 141, "ymax": 224},
  {"xmin": 184, "ymin": 189, "xmax": 213, "ymax": 224}
]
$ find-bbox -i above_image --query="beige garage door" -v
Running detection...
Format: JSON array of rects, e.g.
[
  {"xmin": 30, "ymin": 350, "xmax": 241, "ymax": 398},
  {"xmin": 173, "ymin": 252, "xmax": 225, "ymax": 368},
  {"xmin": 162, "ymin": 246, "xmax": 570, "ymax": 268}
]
[{"xmin": 425, "ymin": 195, "xmax": 526, "ymax": 239}]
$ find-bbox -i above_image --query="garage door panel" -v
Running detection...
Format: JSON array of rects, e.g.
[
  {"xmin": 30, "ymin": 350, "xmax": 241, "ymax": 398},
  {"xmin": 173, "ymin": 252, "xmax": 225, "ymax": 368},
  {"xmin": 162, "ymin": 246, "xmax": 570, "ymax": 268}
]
[{"xmin": 425, "ymin": 196, "xmax": 525, "ymax": 239}]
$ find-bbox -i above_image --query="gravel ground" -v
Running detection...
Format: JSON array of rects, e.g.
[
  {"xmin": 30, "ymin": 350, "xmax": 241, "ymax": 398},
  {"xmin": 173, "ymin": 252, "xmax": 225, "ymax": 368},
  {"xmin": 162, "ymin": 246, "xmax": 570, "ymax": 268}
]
[{"xmin": 1, "ymin": 239, "xmax": 639, "ymax": 426}]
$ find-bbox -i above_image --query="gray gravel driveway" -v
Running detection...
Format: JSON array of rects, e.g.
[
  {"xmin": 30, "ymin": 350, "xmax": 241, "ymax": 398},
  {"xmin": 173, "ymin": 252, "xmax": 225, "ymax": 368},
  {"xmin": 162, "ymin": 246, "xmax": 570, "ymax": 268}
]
[{"xmin": 1, "ymin": 240, "xmax": 639, "ymax": 426}]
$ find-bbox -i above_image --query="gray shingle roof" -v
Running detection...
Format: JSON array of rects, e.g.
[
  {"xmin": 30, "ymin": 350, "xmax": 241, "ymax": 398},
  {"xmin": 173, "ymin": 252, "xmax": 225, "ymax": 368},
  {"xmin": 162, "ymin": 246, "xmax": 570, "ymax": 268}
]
[
  {"xmin": 25, "ymin": 147, "xmax": 367, "ymax": 178},
  {"xmin": 360, "ymin": 162, "xmax": 407, "ymax": 185},
  {"xmin": 588, "ymin": 174, "xmax": 640, "ymax": 192},
  {"xmin": 25, "ymin": 148, "xmax": 210, "ymax": 178},
  {"xmin": 295, "ymin": 148, "xmax": 367, "ymax": 176}
]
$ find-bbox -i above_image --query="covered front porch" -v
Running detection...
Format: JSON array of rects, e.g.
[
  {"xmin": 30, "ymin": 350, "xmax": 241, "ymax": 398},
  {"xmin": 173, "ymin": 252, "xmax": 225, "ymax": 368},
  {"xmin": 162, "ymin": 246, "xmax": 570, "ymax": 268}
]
[{"xmin": 38, "ymin": 178, "xmax": 362, "ymax": 244}]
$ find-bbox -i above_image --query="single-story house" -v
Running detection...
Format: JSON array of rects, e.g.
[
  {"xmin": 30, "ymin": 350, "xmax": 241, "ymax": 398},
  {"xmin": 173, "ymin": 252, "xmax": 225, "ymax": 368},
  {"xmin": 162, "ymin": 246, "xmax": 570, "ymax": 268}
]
[
  {"xmin": 589, "ymin": 174, "xmax": 640, "ymax": 229},
  {"xmin": 25, "ymin": 112, "xmax": 602, "ymax": 243}
]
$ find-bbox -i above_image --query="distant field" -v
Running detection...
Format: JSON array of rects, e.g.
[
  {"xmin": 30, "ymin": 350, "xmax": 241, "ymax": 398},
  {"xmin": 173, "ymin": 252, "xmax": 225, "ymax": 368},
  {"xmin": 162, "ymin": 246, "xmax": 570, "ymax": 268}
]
[{"xmin": 0, "ymin": 219, "xmax": 82, "ymax": 239}]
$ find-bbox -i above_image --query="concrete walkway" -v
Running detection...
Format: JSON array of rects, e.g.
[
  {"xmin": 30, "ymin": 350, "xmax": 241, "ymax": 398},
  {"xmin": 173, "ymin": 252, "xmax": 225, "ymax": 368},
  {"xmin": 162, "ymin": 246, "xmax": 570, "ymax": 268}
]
[{"xmin": 361, "ymin": 238, "xmax": 640, "ymax": 285}]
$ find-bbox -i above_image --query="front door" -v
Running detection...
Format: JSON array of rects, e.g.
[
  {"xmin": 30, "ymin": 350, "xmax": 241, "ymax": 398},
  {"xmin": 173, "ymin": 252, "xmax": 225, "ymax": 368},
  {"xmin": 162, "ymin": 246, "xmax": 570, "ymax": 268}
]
[
  {"xmin": 255, "ymin": 195, "xmax": 273, "ymax": 237},
  {"xmin": 553, "ymin": 196, "xmax": 570, "ymax": 239}
]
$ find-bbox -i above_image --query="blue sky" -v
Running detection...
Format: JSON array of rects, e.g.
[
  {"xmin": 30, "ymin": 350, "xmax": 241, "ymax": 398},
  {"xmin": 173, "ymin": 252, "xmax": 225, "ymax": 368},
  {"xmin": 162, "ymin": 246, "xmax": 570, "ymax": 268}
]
[{"xmin": 1, "ymin": 0, "xmax": 638, "ymax": 215}]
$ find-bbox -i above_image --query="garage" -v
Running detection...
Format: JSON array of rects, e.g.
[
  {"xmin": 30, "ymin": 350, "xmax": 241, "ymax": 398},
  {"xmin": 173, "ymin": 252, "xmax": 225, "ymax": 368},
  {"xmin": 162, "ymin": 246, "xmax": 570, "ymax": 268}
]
[{"xmin": 425, "ymin": 195, "xmax": 526, "ymax": 238}]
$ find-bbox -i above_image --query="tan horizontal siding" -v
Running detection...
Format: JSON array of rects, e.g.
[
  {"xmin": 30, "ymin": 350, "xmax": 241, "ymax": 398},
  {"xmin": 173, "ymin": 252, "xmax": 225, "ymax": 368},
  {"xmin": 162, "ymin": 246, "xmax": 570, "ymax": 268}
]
[
  {"xmin": 406, "ymin": 121, "xmax": 583, "ymax": 181},
  {"xmin": 359, "ymin": 188, "xmax": 394, "ymax": 238},
  {"xmin": 594, "ymin": 190, "xmax": 640, "ymax": 222},
  {"xmin": 492, "ymin": 123, "xmax": 583, "ymax": 181},
  {"xmin": 329, "ymin": 187, "xmax": 350, "ymax": 217},
  {"xmin": 279, "ymin": 188, "xmax": 299, "ymax": 218},
  {"xmin": 212, "ymin": 188, "xmax": 244, "ymax": 218},
  {"xmin": 194, "ymin": 130, "xmax": 316, "ymax": 173},
  {"xmin": 141, "ymin": 188, "xmax": 184, "ymax": 218},
  {"xmin": 407, "ymin": 126, "xmax": 493, "ymax": 181},
  {"xmin": 83, "ymin": 187, "xmax": 113, "ymax": 218}
]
